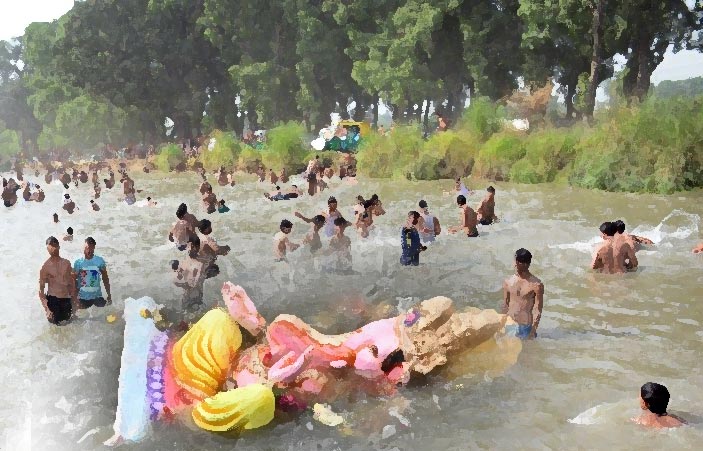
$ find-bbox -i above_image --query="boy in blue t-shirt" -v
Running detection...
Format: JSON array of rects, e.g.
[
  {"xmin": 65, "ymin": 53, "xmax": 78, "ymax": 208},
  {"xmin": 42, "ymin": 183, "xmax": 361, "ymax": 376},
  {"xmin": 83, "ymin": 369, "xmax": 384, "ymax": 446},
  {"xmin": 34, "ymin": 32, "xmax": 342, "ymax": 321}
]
[
  {"xmin": 73, "ymin": 236, "xmax": 112, "ymax": 309},
  {"xmin": 400, "ymin": 211, "xmax": 427, "ymax": 266}
]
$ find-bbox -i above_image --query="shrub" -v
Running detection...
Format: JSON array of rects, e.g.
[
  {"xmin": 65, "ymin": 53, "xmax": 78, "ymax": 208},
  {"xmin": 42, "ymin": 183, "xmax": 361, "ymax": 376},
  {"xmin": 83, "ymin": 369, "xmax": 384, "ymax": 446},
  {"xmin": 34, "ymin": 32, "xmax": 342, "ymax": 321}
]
[
  {"xmin": 356, "ymin": 125, "xmax": 424, "ymax": 179},
  {"xmin": 423, "ymin": 130, "xmax": 482, "ymax": 179},
  {"xmin": 473, "ymin": 132, "xmax": 526, "ymax": 180},
  {"xmin": 238, "ymin": 146, "xmax": 262, "ymax": 172},
  {"xmin": 509, "ymin": 128, "xmax": 581, "ymax": 183},
  {"xmin": 260, "ymin": 122, "xmax": 309, "ymax": 173},
  {"xmin": 199, "ymin": 130, "xmax": 241, "ymax": 171},
  {"xmin": 153, "ymin": 143, "xmax": 185, "ymax": 172},
  {"xmin": 456, "ymin": 97, "xmax": 505, "ymax": 141}
]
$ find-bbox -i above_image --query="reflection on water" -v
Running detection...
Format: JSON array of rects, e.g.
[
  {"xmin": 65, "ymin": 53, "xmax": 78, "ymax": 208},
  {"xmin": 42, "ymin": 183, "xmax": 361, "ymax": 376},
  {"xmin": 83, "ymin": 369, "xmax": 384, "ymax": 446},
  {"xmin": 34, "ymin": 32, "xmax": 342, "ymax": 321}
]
[{"xmin": 1, "ymin": 171, "xmax": 703, "ymax": 450}]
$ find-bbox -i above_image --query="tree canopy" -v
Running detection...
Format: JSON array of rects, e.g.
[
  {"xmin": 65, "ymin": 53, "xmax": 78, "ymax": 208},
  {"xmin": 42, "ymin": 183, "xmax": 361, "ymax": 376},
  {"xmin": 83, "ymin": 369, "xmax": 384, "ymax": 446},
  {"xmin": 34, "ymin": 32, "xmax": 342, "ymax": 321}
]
[{"xmin": 0, "ymin": 0, "xmax": 700, "ymax": 155}]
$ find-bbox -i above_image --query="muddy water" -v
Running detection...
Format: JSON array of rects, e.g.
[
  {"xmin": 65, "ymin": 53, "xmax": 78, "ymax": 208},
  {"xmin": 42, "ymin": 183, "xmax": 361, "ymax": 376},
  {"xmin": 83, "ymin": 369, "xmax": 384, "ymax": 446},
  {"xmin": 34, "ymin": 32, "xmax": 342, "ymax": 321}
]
[{"xmin": 1, "ymin": 171, "xmax": 702, "ymax": 450}]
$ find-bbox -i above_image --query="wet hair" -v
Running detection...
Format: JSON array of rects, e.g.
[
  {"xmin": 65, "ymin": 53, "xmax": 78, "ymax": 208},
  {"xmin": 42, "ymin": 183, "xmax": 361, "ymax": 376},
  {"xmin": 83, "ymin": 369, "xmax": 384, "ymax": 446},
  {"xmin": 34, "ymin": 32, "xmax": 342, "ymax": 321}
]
[
  {"xmin": 90, "ymin": 200, "xmax": 94, "ymax": 203},
  {"xmin": 381, "ymin": 349, "xmax": 405, "ymax": 374},
  {"xmin": 614, "ymin": 219, "xmax": 626, "ymax": 234},
  {"xmin": 515, "ymin": 248, "xmax": 532, "ymax": 265},
  {"xmin": 418, "ymin": 200, "xmax": 428, "ymax": 209},
  {"xmin": 315, "ymin": 155, "xmax": 319, "ymax": 159},
  {"xmin": 408, "ymin": 210, "xmax": 420, "ymax": 220},
  {"xmin": 312, "ymin": 215, "xmax": 326, "ymax": 226},
  {"xmin": 357, "ymin": 195, "xmax": 364, "ymax": 202},
  {"xmin": 291, "ymin": 184, "xmax": 297, "ymax": 188},
  {"xmin": 487, "ymin": 186, "xmax": 495, "ymax": 193},
  {"xmin": 219, "ymin": 199, "xmax": 225, "ymax": 205},
  {"xmin": 280, "ymin": 219, "xmax": 293, "ymax": 230},
  {"xmin": 456, "ymin": 195, "xmax": 466, "ymax": 205},
  {"xmin": 600, "ymin": 221, "xmax": 616, "ymax": 236},
  {"xmin": 46, "ymin": 236, "xmax": 59, "ymax": 246},
  {"xmin": 85, "ymin": 237, "xmax": 96, "ymax": 246},
  {"xmin": 371, "ymin": 194, "xmax": 379, "ymax": 201},
  {"xmin": 147, "ymin": 197, "xmax": 151, "ymax": 201},
  {"xmin": 198, "ymin": 219, "xmax": 212, "ymax": 233},
  {"xmin": 170, "ymin": 259, "xmax": 179, "ymax": 271},
  {"xmin": 64, "ymin": 193, "xmax": 70, "ymax": 199},
  {"xmin": 363, "ymin": 200, "xmax": 375, "ymax": 210},
  {"xmin": 641, "ymin": 382, "xmax": 670, "ymax": 415},
  {"xmin": 176, "ymin": 203, "xmax": 187, "ymax": 219},
  {"xmin": 328, "ymin": 196, "xmax": 337, "ymax": 204},
  {"xmin": 66, "ymin": 227, "xmax": 73, "ymax": 235},
  {"xmin": 334, "ymin": 217, "xmax": 347, "ymax": 227},
  {"xmin": 275, "ymin": 185, "xmax": 281, "ymax": 190}
]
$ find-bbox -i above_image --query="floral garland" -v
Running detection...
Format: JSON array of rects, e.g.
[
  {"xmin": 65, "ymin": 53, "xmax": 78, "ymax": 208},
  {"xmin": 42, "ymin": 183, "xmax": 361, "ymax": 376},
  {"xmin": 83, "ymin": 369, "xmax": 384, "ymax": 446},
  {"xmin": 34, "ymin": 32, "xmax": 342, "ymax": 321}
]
[{"xmin": 146, "ymin": 330, "xmax": 169, "ymax": 420}]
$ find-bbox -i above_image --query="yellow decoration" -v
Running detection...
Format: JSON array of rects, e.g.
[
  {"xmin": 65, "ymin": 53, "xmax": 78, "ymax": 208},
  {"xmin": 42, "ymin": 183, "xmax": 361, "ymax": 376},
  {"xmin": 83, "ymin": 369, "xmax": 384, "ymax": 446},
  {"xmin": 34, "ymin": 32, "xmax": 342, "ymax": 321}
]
[
  {"xmin": 171, "ymin": 309, "xmax": 242, "ymax": 400},
  {"xmin": 192, "ymin": 384, "xmax": 275, "ymax": 432},
  {"xmin": 139, "ymin": 309, "xmax": 152, "ymax": 319},
  {"xmin": 106, "ymin": 314, "xmax": 117, "ymax": 323}
]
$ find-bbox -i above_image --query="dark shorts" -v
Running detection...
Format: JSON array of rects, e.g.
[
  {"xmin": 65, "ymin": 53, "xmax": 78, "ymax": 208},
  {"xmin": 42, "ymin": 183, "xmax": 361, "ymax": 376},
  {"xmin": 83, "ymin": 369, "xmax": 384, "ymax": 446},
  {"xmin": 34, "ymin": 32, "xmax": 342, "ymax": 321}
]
[
  {"xmin": 467, "ymin": 230, "xmax": 479, "ymax": 238},
  {"xmin": 307, "ymin": 173, "xmax": 317, "ymax": 182},
  {"xmin": 47, "ymin": 295, "xmax": 72, "ymax": 324},
  {"xmin": 479, "ymin": 218, "xmax": 493, "ymax": 226},
  {"xmin": 177, "ymin": 244, "xmax": 187, "ymax": 251},
  {"xmin": 79, "ymin": 297, "xmax": 107, "ymax": 309}
]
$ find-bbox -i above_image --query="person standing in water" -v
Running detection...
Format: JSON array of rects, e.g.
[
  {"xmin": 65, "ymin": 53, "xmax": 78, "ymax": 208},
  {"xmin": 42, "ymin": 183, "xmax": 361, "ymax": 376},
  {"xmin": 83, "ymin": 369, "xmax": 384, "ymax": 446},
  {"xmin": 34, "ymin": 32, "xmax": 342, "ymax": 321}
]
[
  {"xmin": 62, "ymin": 193, "xmax": 77, "ymax": 214},
  {"xmin": 400, "ymin": 211, "xmax": 427, "ymax": 266},
  {"xmin": 418, "ymin": 200, "xmax": 441, "ymax": 244},
  {"xmin": 300, "ymin": 214, "xmax": 326, "ymax": 255},
  {"xmin": 592, "ymin": 221, "xmax": 637, "ymax": 274},
  {"xmin": 477, "ymin": 186, "xmax": 498, "ymax": 225},
  {"xmin": 90, "ymin": 200, "xmax": 101, "ymax": 211},
  {"xmin": 202, "ymin": 186, "xmax": 218, "ymax": 214},
  {"xmin": 329, "ymin": 216, "xmax": 353, "ymax": 271},
  {"xmin": 39, "ymin": 236, "xmax": 78, "ymax": 325},
  {"xmin": 62, "ymin": 227, "xmax": 74, "ymax": 241},
  {"xmin": 613, "ymin": 220, "xmax": 654, "ymax": 251},
  {"xmin": 306, "ymin": 156, "xmax": 320, "ymax": 196},
  {"xmin": 196, "ymin": 219, "xmax": 230, "ymax": 278},
  {"xmin": 279, "ymin": 168, "xmax": 289, "ymax": 184},
  {"xmin": 217, "ymin": 199, "xmax": 230, "ymax": 213},
  {"xmin": 273, "ymin": 219, "xmax": 300, "ymax": 261},
  {"xmin": 631, "ymin": 382, "xmax": 686, "ymax": 428},
  {"xmin": 295, "ymin": 196, "xmax": 343, "ymax": 239},
  {"xmin": 269, "ymin": 169, "xmax": 278, "ymax": 185},
  {"xmin": 73, "ymin": 237, "xmax": 112, "ymax": 309},
  {"xmin": 169, "ymin": 203, "xmax": 199, "ymax": 251},
  {"xmin": 448, "ymin": 195, "xmax": 478, "ymax": 237},
  {"xmin": 355, "ymin": 200, "xmax": 375, "ymax": 238},
  {"xmin": 502, "ymin": 248, "xmax": 544, "ymax": 339}
]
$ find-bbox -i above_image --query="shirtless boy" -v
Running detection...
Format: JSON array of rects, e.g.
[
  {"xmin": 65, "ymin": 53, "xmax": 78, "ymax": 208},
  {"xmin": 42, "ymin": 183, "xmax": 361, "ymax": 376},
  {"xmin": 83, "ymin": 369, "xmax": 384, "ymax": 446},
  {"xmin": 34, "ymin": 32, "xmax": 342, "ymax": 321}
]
[
  {"xmin": 613, "ymin": 220, "xmax": 654, "ymax": 251},
  {"xmin": 299, "ymin": 214, "xmax": 326, "ymax": 255},
  {"xmin": 355, "ymin": 200, "xmax": 375, "ymax": 238},
  {"xmin": 592, "ymin": 221, "xmax": 638, "ymax": 274},
  {"xmin": 39, "ymin": 236, "xmax": 78, "ymax": 324},
  {"xmin": 169, "ymin": 203, "xmax": 199, "ymax": 251},
  {"xmin": 202, "ymin": 186, "xmax": 218, "ymax": 214},
  {"xmin": 196, "ymin": 219, "xmax": 230, "ymax": 277},
  {"xmin": 328, "ymin": 216, "xmax": 353, "ymax": 272},
  {"xmin": 448, "ymin": 195, "xmax": 478, "ymax": 237},
  {"xmin": 631, "ymin": 382, "xmax": 686, "ymax": 429},
  {"xmin": 477, "ymin": 186, "xmax": 498, "ymax": 225},
  {"xmin": 273, "ymin": 219, "xmax": 300, "ymax": 261},
  {"xmin": 502, "ymin": 248, "xmax": 544, "ymax": 339}
]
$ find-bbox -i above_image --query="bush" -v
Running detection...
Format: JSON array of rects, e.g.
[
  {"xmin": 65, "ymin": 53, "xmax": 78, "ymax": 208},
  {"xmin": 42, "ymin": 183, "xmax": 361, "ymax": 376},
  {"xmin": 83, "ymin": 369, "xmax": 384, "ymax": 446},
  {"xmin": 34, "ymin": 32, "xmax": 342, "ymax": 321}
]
[
  {"xmin": 423, "ymin": 130, "xmax": 482, "ymax": 179},
  {"xmin": 356, "ymin": 125, "xmax": 424, "ymax": 179},
  {"xmin": 199, "ymin": 130, "xmax": 241, "ymax": 171},
  {"xmin": 260, "ymin": 122, "xmax": 309, "ymax": 173},
  {"xmin": 473, "ymin": 132, "xmax": 526, "ymax": 180},
  {"xmin": 509, "ymin": 128, "xmax": 581, "ymax": 183},
  {"xmin": 153, "ymin": 143, "xmax": 185, "ymax": 172},
  {"xmin": 238, "ymin": 146, "xmax": 262, "ymax": 172},
  {"xmin": 0, "ymin": 128, "xmax": 21, "ymax": 164},
  {"xmin": 569, "ymin": 97, "xmax": 703, "ymax": 193},
  {"xmin": 456, "ymin": 97, "xmax": 505, "ymax": 141}
]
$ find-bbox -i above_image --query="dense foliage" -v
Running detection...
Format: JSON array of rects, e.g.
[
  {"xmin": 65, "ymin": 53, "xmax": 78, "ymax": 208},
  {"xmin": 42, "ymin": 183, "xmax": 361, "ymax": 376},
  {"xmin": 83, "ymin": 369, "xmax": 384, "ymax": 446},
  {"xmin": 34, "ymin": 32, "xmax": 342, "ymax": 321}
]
[{"xmin": 0, "ymin": 0, "xmax": 699, "ymax": 158}]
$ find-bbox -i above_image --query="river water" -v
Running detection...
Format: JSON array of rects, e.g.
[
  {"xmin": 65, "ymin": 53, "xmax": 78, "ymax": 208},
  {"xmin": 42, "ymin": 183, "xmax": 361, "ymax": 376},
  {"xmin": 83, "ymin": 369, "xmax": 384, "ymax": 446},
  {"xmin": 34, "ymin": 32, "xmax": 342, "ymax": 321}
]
[{"xmin": 1, "ymin": 170, "xmax": 702, "ymax": 450}]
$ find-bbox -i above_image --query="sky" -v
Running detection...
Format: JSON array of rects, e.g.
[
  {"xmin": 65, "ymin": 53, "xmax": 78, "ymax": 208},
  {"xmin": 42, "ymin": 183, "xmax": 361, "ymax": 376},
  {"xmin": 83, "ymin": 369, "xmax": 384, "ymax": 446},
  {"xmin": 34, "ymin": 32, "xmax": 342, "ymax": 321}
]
[{"xmin": 2, "ymin": 0, "xmax": 703, "ymax": 87}]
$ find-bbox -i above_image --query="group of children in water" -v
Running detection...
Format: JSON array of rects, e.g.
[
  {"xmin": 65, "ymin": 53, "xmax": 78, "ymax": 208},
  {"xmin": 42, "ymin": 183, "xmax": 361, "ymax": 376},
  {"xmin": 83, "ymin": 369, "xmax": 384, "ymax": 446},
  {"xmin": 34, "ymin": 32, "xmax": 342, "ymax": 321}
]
[{"xmin": 3, "ymin": 154, "xmax": 690, "ymax": 430}]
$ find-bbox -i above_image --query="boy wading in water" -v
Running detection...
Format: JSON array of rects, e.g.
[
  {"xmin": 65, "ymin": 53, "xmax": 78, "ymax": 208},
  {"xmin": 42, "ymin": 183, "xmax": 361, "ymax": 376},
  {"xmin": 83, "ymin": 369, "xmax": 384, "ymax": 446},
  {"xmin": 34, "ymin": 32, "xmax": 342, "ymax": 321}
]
[
  {"xmin": 502, "ymin": 248, "xmax": 544, "ymax": 339},
  {"xmin": 631, "ymin": 382, "xmax": 686, "ymax": 428},
  {"xmin": 448, "ymin": 195, "xmax": 478, "ymax": 237},
  {"xmin": 73, "ymin": 237, "xmax": 112, "ymax": 309},
  {"xmin": 39, "ymin": 237, "xmax": 78, "ymax": 325},
  {"xmin": 477, "ymin": 186, "xmax": 498, "ymax": 225},
  {"xmin": 273, "ymin": 219, "xmax": 300, "ymax": 261},
  {"xmin": 400, "ymin": 211, "xmax": 427, "ymax": 266}
]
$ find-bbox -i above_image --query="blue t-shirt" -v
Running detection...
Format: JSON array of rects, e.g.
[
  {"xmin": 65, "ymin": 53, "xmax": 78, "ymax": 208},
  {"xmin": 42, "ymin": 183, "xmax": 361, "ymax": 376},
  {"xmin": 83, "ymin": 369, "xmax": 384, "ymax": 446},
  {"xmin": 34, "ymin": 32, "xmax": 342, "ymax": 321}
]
[{"xmin": 73, "ymin": 256, "xmax": 106, "ymax": 300}]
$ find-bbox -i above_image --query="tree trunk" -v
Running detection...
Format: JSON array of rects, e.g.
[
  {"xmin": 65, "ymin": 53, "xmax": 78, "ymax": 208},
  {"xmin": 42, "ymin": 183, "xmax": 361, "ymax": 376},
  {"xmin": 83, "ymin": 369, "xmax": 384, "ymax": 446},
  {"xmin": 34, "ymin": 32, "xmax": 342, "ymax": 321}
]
[
  {"xmin": 633, "ymin": 28, "xmax": 652, "ymax": 102},
  {"xmin": 372, "ymin": 94, "xmax": 379, "ymax": 129},
  {"xmin": 565, "ymin": 84, "xmax": 577, "ymax": 119},
  {"xmin": 422, "ymin": 99, "xmax": 431, "ymax": 133},
  {"xmin": 584, "ymin": 0, "xmax": 606, "ymax": 119}
]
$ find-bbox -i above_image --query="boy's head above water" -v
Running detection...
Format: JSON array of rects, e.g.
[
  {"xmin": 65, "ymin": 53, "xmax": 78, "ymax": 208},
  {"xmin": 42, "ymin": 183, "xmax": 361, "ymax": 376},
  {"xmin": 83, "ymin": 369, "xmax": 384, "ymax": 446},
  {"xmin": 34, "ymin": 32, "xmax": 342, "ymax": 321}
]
[
  {"xmin": 640, "ymin": 382, "xmax": 669, "ymax": 415},
  {"xmin": 280, "ymin": 219, "xmax": 293, "ymax": 233}
]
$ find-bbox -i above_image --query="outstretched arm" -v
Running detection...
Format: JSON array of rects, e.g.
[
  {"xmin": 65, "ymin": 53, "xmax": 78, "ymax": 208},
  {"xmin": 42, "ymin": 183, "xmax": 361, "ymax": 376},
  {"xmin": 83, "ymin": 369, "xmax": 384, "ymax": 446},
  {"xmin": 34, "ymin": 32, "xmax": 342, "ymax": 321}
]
[{"xmin": 294, "ymin": 212, "xmax": 313, "ymax": 223}]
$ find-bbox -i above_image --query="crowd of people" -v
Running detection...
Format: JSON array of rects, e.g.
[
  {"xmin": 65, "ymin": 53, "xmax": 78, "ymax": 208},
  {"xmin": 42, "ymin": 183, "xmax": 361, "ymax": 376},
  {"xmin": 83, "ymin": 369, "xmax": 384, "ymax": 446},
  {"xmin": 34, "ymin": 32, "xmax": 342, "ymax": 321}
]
[{"xmin": 1, "ymin": 148, "xmax": 697, "ymax": 431}]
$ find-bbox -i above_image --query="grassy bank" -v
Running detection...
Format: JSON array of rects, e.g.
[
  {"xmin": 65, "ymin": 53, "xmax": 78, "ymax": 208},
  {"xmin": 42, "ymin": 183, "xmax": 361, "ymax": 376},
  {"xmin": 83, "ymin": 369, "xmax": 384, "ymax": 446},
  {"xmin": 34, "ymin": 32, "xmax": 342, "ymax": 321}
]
[{"xmin": 355, "ymin": 96, "xmax": 703, "ymax": 194}]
